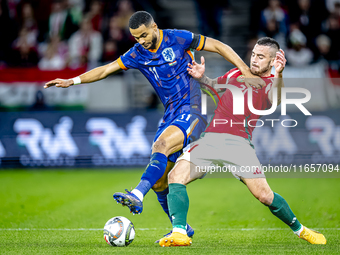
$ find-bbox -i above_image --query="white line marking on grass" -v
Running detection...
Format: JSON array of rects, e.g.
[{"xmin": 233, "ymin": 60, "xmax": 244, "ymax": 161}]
[{"xmin": 0, "ymin": 228, "xmax": 339, "ymax": 231}]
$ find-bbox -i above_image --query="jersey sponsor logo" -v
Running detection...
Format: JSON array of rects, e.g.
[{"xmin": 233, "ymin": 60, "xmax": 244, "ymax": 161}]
[
  {"xmin": 162, "ymin": 47, "xmax": 175, "ymax": 62},
  {"xmin": 237, "ymin": 75, "xmax": 245, "ymax": 83},
  {"xmin": 144, "ymin": 60, "xmax": 152, "ymax": 65}
]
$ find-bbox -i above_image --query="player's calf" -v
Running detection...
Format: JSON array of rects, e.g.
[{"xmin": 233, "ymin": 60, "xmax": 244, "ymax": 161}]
[{"xmin": 152, "ymin": 171, "xmax": 169, "ymax": 192}]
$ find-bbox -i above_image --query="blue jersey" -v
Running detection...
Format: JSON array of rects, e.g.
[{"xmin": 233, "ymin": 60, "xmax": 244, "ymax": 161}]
[{"xmin": 117, "ymin": 29, "xmax": 206, "ymax": 122}]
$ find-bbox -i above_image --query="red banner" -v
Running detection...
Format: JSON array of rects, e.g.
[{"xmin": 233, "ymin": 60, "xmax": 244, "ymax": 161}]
[{"xmin": 0, "ymin": 67, "xmax": 87, "ymax": 83}]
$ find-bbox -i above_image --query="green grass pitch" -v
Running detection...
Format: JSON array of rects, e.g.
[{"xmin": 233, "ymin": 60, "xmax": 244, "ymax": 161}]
[{"xmin": 0, "ymin": 169, "xmax": 339, "ymax": 254}]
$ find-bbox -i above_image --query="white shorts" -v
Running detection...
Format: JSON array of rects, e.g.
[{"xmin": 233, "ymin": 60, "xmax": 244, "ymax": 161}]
[{"xmin": 178, "ymin": 132, "xmax": 265, "ymax": 180}]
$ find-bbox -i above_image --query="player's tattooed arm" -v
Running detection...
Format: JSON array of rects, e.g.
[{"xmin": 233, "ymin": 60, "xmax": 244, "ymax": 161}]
[
  {"xmin": 269, "ymin": 49, "xmax": 286, "ymax": 105},
  {"xmin": 198, "ymin": 75, "xmax": 224, "ymax": 94},
  {"xmin": 198, "ymin": 75, "xmax": 218, "ymax": 87},
  {"xmin": 44, "ymin": 60, "xmax": 122, "ymax": 89}
]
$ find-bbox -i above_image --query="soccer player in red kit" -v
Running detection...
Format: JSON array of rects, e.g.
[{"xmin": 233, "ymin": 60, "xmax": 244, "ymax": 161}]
[{"xmin": 158, "ymin": 37, "xmax": 327, "ymax": 247}]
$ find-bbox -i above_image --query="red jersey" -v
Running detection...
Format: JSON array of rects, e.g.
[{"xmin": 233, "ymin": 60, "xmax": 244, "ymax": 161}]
[{"xmin": 205, "ymin": 68, "xmax": 274, "ymax": 140}]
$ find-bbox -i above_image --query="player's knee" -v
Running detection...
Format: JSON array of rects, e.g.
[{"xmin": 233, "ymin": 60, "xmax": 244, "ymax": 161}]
[
  {"xmin": 168, "ymin": 170, "xmax": 176, "ymax": 183},
  {"xmin": 168, "ymin": 169, "xmax": 181, "ymax": 184},
  {"xmin": 152, "ymin": 178, "xmax": 168, "ymax": 192},
  {"xmin": 153, "ymin": 139, "xmax": 167, "ymax": 153}
]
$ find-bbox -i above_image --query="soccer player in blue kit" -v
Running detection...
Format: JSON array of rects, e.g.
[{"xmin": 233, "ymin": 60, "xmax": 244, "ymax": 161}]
[{"xmin": 45, "ymin": 11, "xmax": 264, "ymax": 239}]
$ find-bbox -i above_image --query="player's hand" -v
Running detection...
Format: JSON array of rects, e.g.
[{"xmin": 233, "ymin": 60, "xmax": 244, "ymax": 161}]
[
  {"xmin": 187, "ymin": 56, "xmax": 205, "ymax": 79},
  {"xmin": 273, "ymin": 49, "xmax": 286, "ymax": 74},
  {"xmin": 243, "ymin": 71, "xmax": 266, "ymax": 89},
  {"xmin": 44, "ymin": 79, "xmax": 73, "ymax": 89}
]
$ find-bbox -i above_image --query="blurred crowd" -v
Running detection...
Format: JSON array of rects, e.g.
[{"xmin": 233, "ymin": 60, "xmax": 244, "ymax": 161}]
[
  {"xmin": 0, "ymin": 0, "xmax": 168, "ymax": 70},
  {"xmin": 1, "ymin": 0, "xmax": 339, "ymax": 73},
  {"xmin": 249, "ymin": 0, "xmax": 340, "ymax": 71}
]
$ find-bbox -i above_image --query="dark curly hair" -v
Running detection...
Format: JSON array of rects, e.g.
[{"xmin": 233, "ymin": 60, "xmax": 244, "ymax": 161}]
[{"xmin": 129, "ymin": 11, "xmax": 154, "ymax": 29}]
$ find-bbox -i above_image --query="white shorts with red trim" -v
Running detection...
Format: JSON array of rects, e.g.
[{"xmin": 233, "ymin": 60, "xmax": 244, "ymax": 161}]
[{"xmin": 177, "ymin": 132, "xmax": 265, "ymax": 180}]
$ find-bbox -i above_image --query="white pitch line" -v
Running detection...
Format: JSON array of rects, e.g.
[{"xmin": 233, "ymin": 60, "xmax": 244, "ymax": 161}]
[{"xmin": 0, "ymin": 228, "xmax": 339, "ymax": 231}]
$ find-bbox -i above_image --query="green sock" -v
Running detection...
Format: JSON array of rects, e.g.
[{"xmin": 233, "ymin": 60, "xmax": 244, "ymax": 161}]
[
  {"xmin": 167, "ymin": 183, "xmax": 189, "ymax": 230},
  {"xmin": 268, "ymin": 192, "xmax": 302, "ymax": 232}
]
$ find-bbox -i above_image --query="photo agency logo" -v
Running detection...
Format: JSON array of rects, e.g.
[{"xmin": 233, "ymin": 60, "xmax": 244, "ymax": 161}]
[{"xmin": 201, "ymin": 84, "xmax": 312, "ymax": 128}]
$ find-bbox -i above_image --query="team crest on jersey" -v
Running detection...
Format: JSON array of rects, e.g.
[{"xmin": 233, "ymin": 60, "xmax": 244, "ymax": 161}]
[
  {"xmin": 162, "ymin": 48, "xmax": 175, "ymax": 62},
  {"xmin": 237, "ymin": 75, "xmax": 245, "ymax": 83}
]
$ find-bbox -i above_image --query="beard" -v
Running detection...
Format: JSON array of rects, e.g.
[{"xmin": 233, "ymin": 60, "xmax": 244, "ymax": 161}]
[
  {"xmin": 149, "ymin": 34, "xmax": 158, "ymax": 49},
  {"xmin": 251, "ymin": 61, "xmax": 271, "ymax": 76},
  {"xmin": 143, "ymin": 34, "xmax": 158, "ymax": 50}
]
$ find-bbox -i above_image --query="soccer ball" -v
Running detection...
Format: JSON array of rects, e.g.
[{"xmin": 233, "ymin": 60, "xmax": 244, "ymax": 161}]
[{"xmin": 103, "ymin": 216, "xmax": 135, "ymax": 247}]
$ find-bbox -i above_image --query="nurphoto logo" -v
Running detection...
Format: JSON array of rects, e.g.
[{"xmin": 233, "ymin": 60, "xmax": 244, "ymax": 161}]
[{"xmin": 201, "ymin": 85, "xmax": 312, "ymax": 128}]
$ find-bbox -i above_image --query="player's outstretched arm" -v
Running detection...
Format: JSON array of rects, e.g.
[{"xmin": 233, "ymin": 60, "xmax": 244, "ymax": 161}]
[
  {"xmin": 44, "ymin": 60, "xmax": 122, "ymax": 89},
  {"xmin": 269, "ymin": 49, "xmax": 286, "ymax": 105},
  {"xmin": 202, "ymin": 37, "xmax": 265, "ymax": 89}
]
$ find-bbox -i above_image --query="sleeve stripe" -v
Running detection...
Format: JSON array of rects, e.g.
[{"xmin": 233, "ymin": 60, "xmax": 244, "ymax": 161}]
[
  {"xmin": 196, "ymin": 35, "xmax": 206, "ymax": 51},
  {"xmin": 226, "ymin": 69, "xmax": 239, "ymax": 84},
  {"xmin": 186, "ymin": 50, "xmax": 194, "ymax": 60},
  {"xmin": 218, "ymin": 77, "xmax": 227, "ymax": 84},
  {"xmin": 201, "ymin": 36, "xmax": 206, "ymax": 50},
  {"xmin": 117, "ymin": 57, "xmax": 128, "ymax": 70},
  {"xmin": 189, "ymin": 34, "xmax": 200, "ymax": 50}
]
